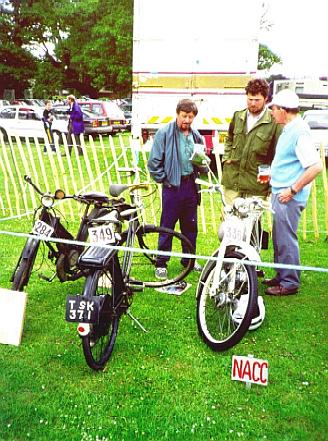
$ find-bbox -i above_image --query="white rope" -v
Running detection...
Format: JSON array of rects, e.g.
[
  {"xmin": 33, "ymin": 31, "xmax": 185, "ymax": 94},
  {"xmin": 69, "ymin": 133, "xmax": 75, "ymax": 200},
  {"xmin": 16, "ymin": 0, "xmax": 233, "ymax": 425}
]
[{"xmin": 1, "ymin": 229, "xmax": 327, "ymax": 274}]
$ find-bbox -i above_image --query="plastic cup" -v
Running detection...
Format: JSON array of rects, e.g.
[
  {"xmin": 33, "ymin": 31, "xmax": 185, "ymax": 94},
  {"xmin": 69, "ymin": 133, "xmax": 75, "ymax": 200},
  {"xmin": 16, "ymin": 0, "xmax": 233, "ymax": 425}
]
[{"xmin": 257, "ymin": 164, "xmax": 271, "ymax": 184}]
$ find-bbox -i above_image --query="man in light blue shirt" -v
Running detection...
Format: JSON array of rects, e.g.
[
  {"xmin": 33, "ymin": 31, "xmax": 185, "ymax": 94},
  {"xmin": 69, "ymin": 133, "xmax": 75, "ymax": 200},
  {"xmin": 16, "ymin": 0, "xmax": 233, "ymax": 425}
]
[{"xmin": 263, "ymin": 89, "xmax": 322, "ymax": 296}]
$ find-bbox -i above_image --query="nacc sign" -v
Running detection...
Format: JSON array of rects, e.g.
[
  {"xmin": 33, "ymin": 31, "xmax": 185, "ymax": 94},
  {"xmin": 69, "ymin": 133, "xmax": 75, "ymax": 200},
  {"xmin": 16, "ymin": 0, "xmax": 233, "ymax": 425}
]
[{"xmin": 231, "ymin": 355, "xmax": 269, "ymax": 386}]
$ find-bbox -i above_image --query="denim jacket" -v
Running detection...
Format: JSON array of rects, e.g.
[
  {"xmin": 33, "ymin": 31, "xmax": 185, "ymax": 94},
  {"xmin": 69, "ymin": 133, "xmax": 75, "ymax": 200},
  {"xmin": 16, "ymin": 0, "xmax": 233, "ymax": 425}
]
[{"xmin": 147, "ymin": 121, "xmax": 204, "ymax": 187}]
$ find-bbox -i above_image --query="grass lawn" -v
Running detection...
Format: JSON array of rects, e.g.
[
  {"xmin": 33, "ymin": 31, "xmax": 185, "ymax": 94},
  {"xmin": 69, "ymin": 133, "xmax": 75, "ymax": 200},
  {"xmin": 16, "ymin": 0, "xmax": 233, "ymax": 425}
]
[
  {"xmin": 0, "ymin": 136, "xmax": 327, "ymax": 440},
  {"xmin": 0, "ymin": 217, "xmax": 327, "ymax": 441}
]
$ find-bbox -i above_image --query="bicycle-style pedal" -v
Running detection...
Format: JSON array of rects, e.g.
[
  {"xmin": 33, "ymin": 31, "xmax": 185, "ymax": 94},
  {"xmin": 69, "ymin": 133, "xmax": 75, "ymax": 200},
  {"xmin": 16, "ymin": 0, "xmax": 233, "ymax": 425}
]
[
  {"xmin": 126, "ymin": 279, "xmax": 144, "ymax": 292},
  {"xmin": 38, "ymin": 272, "xmax": 56, "ymax": 282}
]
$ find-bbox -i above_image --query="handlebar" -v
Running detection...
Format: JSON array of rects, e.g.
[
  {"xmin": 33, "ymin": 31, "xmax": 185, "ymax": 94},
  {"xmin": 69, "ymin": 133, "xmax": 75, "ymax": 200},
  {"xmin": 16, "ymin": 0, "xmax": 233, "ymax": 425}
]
[
  {"xmin": 24, "ymin": 175, "xmax": 44, "ymax": 196},
  {"xmin": 195, "ymin": 177, "xmax": 274, "ymax": 213},
  {"xmin": 195, "ymin": 177, "xmax": 227, "ymax": 206},
  {"xmin": 195, "ymin": 178, "xmax": 223, "ymax": 194},
  {"xmin": 24, "ymin": 174, "xmax": 156, "ymax": 211},
  {"xmin": 24, "ymin": 175, "xmax": 75, "ymax": 200}
]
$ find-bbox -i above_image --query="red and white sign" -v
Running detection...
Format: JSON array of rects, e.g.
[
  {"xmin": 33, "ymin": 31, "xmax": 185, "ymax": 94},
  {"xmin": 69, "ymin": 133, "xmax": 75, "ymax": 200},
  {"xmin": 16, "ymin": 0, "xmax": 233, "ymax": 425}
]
[{"xmin": 232, "ymin": 355, "xmax": 269, "ymax": 386}]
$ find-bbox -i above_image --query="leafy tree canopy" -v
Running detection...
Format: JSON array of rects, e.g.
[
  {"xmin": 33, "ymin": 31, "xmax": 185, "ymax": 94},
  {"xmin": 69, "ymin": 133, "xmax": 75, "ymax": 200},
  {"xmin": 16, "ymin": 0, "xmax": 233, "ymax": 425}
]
[
  {"xmin": 0, "ymin": 0, "xmax": 133, "ymax": 98},
  {"xmin": 258, "ymin": 43, "xmax": 282, "ymax": 71}
]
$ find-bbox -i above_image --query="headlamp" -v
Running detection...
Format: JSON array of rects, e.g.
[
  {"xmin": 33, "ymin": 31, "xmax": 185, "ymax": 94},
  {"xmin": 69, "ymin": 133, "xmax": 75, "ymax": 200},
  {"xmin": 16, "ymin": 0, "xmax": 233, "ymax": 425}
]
[{"xmin": 41, "ymin": 194, "xmax": 54, "ymax": 208}]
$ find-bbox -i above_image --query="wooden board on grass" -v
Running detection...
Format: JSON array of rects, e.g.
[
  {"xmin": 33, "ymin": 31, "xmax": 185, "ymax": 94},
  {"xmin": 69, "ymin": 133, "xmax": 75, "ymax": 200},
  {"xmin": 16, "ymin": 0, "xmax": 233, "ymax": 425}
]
[{"xmin": 0, "ymin": 288, "xmax": 27, "ymax": 346}]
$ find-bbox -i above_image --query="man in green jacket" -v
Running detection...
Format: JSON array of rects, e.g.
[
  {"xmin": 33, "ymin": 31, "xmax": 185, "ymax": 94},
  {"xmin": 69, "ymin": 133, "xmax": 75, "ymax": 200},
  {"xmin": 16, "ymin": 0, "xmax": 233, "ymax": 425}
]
[{"xmin": 222, "ymin": 78, "xmax": 282, "ymax": 205}]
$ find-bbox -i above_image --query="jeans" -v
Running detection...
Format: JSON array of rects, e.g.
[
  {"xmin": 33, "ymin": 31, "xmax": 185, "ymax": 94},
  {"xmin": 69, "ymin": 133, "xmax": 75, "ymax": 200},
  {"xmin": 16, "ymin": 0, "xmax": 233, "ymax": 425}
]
[
  {"xmin": 156, "ymin": 178, "xmax": 198, "ymax": 268},
  {"xmin": 272, "ymin": 193, "xmax": 306, "ymax": 289}
]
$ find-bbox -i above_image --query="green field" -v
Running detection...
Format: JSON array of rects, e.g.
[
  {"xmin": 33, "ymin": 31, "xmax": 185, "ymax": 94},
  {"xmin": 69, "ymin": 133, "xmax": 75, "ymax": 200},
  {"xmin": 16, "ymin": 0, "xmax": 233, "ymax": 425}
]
[
  {"xmin": 0, "ymin": 137, "xmax": 327, "ymax": 440},
  {"xmin": 0, "ymin": 223, "xmax": 327, "ymax": 441}
]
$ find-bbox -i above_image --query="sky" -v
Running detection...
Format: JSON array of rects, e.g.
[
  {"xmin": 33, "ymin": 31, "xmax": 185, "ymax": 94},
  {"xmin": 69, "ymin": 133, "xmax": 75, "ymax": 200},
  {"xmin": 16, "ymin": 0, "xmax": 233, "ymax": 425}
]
[{"xmin": 260, "ymin": 0, "xmax": 328, "ymax": 78}]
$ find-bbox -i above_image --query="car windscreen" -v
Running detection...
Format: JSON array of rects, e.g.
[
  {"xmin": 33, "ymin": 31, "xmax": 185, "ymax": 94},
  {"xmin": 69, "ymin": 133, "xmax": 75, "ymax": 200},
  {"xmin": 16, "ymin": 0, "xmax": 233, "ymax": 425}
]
[
  {"xmin": 103, "ymin": 101, "xmax": 125, "ymax": 118},
  {"xmin": 304, "ymin": 114, "xmax": 328, "ymax": 129},
  {"xmin": 0, "ymin": 108, "xmax": 16, "ymax": 119},
  {"xmin": 18, "ymin": 108, "xmax": 42, "ymax": 121},
  {"xmin": 82, "ymin": 109, "xmax": 100, "ymax": 119},
  {"xmin": 80, "ymin": 103, "xmax": 103, "ymax": 116}
]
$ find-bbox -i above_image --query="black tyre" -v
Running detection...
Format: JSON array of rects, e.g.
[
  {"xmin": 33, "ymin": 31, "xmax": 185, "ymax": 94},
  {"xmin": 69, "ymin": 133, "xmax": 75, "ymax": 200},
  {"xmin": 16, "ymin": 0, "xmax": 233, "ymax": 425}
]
[
  {"xmin": 11, "ymin": 238, "xmax": 40, "ymax": 291},
  {"xmin": 196, "ymin": 250, "xmax": 258, "ymax": 351},
  {"xmin": 119, "ymin": 224, "xmax": 194, "ymax": 288},
  {"xmin": 81, "ymin": 257, "xmax": 124, "ymax": 371}
]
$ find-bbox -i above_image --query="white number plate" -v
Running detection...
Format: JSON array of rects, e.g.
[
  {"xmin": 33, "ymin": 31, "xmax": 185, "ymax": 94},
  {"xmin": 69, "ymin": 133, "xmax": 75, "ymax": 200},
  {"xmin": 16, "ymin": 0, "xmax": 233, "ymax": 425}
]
[
  {"xmin": 88, "ymin": 224, "xmax": 115, "ymax": 244},
  {"xmin": 32, "ymin": 220, "xmax": 54, "ymax": 238},
  {"xmin": 224, "ymin": 218, "xmax": 245, "ymax": 241}
]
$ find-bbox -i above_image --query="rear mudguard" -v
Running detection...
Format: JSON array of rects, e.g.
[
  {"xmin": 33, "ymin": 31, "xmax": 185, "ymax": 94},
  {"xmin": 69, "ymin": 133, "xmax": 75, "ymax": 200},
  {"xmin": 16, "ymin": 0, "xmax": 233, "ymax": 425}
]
[
  {"xmin": 199, "ymin": 241, "xmax": 261, "ymax": 283},
  {"xmin": 78, "ymin": 244, "xmax": 118, "ymax": 269}
]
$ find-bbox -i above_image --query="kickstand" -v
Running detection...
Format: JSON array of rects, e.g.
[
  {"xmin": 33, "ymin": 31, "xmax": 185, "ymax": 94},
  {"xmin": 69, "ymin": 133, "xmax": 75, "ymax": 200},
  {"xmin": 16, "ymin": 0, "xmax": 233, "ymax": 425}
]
[{"xmin": 127, "ymin": 310, "xmax": 148, "ymax": 333}]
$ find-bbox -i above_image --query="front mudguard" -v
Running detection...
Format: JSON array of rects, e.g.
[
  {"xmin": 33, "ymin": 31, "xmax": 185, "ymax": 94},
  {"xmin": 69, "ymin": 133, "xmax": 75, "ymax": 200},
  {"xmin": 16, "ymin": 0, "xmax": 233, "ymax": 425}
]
[
  {"xmin": 21, "ymin": 237, "xmax": 41, "ymax": 258},
  {"xmin": 10, "ymin": 236, "xmax": 40, "ymax": 282},
  {"xmin": 199, "ymin": 240, "xmax": 261, "ymax": 283}
]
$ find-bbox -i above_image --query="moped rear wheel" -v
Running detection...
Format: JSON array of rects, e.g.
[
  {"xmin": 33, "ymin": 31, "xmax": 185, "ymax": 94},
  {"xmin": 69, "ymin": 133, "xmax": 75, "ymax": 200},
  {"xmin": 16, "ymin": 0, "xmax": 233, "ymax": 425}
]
[
  {"xmin": 196, "ymin": 250, "xmax": 258, "ymax": 351},
  {"xmin": 81, "ymin": 258, "xmax": 124, "ymax": 371}
]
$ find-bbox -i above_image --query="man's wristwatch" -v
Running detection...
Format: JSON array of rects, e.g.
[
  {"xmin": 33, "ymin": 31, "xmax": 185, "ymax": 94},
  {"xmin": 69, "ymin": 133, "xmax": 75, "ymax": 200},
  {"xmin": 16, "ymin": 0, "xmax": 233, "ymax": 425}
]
[{"xmin": 290, "ymin": 185, "xmax": 297, "ymax": 195}]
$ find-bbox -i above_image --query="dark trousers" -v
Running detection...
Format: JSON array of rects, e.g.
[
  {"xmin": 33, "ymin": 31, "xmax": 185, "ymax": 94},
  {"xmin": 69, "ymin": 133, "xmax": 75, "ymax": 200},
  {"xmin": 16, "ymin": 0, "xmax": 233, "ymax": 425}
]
[
  {"xmin": 43, "ymin": 123, "xmax": 56, "ymax": 152},
  {"xmin": 67, "ymin": 127, "xmax": 83, "ymax": 156},
  {"xmin": 156, "ymin": 178, "xmax": 198, "ymax": 268}
]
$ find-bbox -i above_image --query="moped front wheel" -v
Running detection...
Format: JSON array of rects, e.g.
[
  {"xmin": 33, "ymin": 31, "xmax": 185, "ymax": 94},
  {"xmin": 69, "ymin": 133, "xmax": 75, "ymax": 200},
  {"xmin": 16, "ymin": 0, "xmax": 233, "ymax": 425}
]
[
  {"xmin": 196, "ymin": 250, "xmax": 258, "ymax": 351},
  {"xmin": 11, "ymin": 237, "xmax": 40, "ymax": 291}
]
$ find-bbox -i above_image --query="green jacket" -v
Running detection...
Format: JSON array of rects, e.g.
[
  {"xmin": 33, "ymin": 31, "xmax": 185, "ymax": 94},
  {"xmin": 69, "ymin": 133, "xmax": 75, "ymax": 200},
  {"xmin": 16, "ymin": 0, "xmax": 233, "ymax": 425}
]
[{"xmin": 222, "ymin": 108, "xmax": 282, "ymax": 196}]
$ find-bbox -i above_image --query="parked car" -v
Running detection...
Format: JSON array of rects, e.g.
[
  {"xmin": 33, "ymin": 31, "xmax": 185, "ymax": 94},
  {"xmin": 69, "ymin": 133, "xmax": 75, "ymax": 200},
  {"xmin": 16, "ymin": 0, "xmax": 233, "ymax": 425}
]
[
  {"xmin": 52, "ymin": 106, "xmax": 114, "ymax": 137},
  {"xmin": 77, "ymin": 100, "xmax": 128, "ymax": 134},
  {"xmin": 0, "ymin": 105, "xmax": 67, "ymax": 142},
  {"xmin": 10, "ymin": 99, "xmax": 44, "ymax": 107},
  {"xmin": 118, "ymin": 100, "xmax": 132, "ymax": 131},
  {"xmin": 0, "ymin": 100, "xmax": 10, "ymax": 107},
  {"xmin": 303, "ymin": 110, "xmax": 328, "ymax": 161}
]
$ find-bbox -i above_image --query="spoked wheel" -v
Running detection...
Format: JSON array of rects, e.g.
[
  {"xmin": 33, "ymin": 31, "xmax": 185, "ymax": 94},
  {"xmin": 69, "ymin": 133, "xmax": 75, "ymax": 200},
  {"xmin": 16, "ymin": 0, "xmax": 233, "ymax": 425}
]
[
  {"xmin": 11, "ymin": 238, "xmax": 40, "ymax": 291},
  {"xmin": 119, "ymin": 225, "xmax": 194, "ymax": 288},
  {"xmin": 196, "ymin": 251, "xmax": 258, "ymax": 351},
  {"xmin": 81, "ymin": 258, "xmax": 124, "ymax": 371}
]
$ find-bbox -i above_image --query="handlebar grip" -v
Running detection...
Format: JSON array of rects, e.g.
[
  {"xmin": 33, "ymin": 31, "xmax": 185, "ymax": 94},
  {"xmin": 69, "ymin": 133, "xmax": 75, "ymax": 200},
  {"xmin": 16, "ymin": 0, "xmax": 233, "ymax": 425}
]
[{"xmin": 24, "ymin": 175, "xmax": 32, "ymax": 183}]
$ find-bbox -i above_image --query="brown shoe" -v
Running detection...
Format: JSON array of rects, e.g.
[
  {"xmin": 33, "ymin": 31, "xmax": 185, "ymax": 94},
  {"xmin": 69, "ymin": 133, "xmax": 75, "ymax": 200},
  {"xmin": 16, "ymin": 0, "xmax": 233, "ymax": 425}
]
[
  {"xmin": 265, "ymin": 284, "xmax": 298, "ymax": 296},
  {"xmin": 262, "ymin": 277, "xmax": 280, "ymax": 287}
]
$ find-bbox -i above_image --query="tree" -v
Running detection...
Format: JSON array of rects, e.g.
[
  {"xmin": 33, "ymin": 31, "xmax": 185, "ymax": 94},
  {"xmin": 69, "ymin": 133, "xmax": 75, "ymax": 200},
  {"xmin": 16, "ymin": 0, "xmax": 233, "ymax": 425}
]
[
  {"xmin": 258, "ymin": 2, "xmax": 282, "ymax": 72},
  {"xmin": 0, "ymin": 0, "xmax": 37, "ymax": 97},
  {"xmin": 54, "ymin": 0, "xmax": 133, "ymax": 97},
  {"xmin": 257, "ymin": 44, "xmax": 281, "ymax": 71},
  {"xmin": 0, "ymin": 0, "xmax": 133, "ymax": 98}
]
